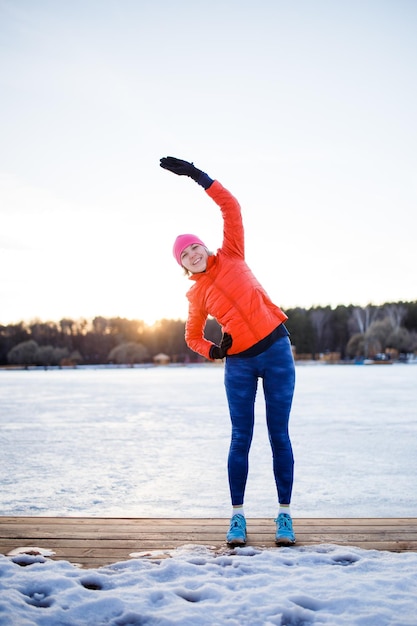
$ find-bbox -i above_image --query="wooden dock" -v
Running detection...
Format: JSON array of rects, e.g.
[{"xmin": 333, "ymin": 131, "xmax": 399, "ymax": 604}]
[{"xmin": 1, "ymin": 517, "xmax": 417, "ymax": 569}]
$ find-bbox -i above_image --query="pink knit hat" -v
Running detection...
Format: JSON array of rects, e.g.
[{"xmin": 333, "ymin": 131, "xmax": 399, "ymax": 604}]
[{"xmin": 173, "ymin": 234, "xmax": 207, "ymax": 266}]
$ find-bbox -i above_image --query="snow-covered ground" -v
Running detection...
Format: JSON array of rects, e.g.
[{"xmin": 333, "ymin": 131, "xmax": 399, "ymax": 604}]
[
  {"xmin": 1, "ymin": 364, "xmax": 416, "ymax": 625},
  {"xmin": 2, "ymin": 543, "xmax": 417, "ymax": 625}
]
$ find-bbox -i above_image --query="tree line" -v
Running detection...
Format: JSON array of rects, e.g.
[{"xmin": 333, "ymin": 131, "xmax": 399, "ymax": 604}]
[{"xmin": 1, "ymin": 300, "xmax": 416, "ymax": 367}]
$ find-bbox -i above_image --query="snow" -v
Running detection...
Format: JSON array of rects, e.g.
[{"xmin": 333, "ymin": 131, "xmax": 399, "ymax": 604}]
[
  {"xmin": 1, "ymin": 544, "xmax": 417, "ymax": 625},
  {"xmin": 1, "ymin": 364, "xmax": 417, "ymax": 624}
]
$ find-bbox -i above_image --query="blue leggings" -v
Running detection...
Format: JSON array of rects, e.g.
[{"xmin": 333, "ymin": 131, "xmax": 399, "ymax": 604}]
[{"xmin": 224, "ymin": 336, "xmax": 295, "ymax": 506}]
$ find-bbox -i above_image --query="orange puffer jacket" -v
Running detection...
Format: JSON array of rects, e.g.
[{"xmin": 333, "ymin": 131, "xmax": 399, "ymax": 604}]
[{"xmin": 185, "ymin": 180, "xmax": 288, "ymax": 359}]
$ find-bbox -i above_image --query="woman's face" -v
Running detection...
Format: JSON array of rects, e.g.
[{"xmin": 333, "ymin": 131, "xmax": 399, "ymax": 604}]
[{"xmin": 180, "ymin": 243, "xmax": 209, "ymax": 273}]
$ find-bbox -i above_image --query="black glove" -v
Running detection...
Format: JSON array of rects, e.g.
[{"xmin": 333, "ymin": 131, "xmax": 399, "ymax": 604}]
[
  {"xmin": 160, "ymin": 156, "xmax": 213, "ymax": 189},
  {"xmin": 209, "ymin": 333, "xmax": 233, "ymax": 360}
]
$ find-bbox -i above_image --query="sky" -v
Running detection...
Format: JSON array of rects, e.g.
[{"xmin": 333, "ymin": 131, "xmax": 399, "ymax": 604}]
[{"xmin": 1, "ymin": 0, "xmax": 416, "ymax": 326}]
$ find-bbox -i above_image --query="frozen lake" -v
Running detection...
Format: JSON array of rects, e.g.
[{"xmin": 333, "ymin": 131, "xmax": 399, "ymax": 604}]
[{"xmin": 0, "ymin": 363, "xmax": 416, "ymax": 518}]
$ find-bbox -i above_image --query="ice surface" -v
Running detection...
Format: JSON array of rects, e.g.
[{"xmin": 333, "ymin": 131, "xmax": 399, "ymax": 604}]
[{"xmin": 1, "ymin": 363, "xmax": 416, "ymax": 517}]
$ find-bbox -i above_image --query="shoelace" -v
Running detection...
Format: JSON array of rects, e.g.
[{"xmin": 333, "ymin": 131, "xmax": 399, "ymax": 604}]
[
  {"xmin": 277, "ymin": 515, "xmax": 292, "ymax": 531},
  {"xmin": 232, "ymin": 518, "xmax": 244, "ymax": 529}
]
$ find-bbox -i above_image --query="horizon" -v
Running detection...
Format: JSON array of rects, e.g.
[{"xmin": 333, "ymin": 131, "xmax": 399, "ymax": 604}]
[{"xmin": 2, "ymin": 296, "xmax": 415, "ymax": 329}]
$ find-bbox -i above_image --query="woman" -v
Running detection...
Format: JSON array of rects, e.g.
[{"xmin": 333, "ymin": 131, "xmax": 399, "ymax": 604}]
[{"xmin": 160, "ymin": 156, "xmax": 296, "ymax": 547}]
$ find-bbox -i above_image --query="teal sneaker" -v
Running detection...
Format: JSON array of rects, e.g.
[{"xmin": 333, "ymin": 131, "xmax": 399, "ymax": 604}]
[
  {"xmin": 275, "ymin": 513, "xmax": 296, "ymax": 546},
  {"xmin": 226, "ymin": 514, "xmax": 247, "ymax": 546}
]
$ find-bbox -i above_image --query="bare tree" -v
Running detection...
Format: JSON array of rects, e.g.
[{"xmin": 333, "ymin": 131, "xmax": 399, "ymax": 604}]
[
  {"xmin": 309, "ymin": 307, "xmax": 332, "ymax": 356},
  {"xmin": 346, "ymin": 333, "xmax": 364, "ymax": 358},
  {"xmin": 7, "ymin": 340, "xmax": 39, "ymax": 365},
  {"xmin": 349, "ymin": 305, "xmax": 380, "ymax": 335},
  {"xmin": 365, "ymin": 319, "xmax": 393, "ymax": 356},
  {"xmin": 386, "ymin": 327, "xmax": 412, "ymax": 353},
  {"xmin": 383, "ymin": 303, "xmax": 407, "ymax": 330},
  {"xmin": 108, "ymin": 342, "xmax": 149, "ymax": 365}
]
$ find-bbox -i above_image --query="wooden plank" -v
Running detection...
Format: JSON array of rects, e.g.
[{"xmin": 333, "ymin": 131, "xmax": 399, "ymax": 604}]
[
  {"xmin": 1, "ymin": 518, "xmax": 417, "ymax": 569},
  {"xmin": 0, "ymin": 516, "xmax": 403, "ymax": 525},
  {"xmin": 3, "ymin": 536, "xmax": 416, "ymax": 548}
]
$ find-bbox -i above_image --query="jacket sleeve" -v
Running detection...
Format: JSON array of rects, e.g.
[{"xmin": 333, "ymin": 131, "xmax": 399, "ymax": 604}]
[
  {"xmin": 184, "ymin": 180, "xmax": 244, "ymax": 360},
  {"xmin": 206, "ymin": 181, "xmax": 244, "ymax": 259},
  {"xmin": 184, "ymin": 294, "xmax": 215, "ymax": 359}
]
